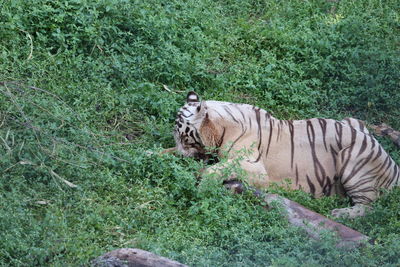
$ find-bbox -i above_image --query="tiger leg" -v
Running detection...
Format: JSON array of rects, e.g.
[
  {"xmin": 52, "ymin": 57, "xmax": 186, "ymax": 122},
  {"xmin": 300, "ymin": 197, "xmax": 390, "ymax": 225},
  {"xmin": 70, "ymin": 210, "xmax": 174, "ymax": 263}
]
[
  {"xmin": 331, "ymin": 204, "xmax": 371, "ymax": 218},
  {"xmin": 204, "ymin": 159, "xmax": 269, "ymax": 189},
  {"xmin": 331, "ymin": 146, "xmax": 377, "ymax": 218}
]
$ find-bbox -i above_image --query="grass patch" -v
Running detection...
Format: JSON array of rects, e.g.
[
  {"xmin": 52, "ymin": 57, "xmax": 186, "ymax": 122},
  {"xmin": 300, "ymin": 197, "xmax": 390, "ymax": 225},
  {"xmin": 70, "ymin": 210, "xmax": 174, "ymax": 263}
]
[{"xmin": 0, "ymin": 0, "xmax": 399, "ymax": 266}]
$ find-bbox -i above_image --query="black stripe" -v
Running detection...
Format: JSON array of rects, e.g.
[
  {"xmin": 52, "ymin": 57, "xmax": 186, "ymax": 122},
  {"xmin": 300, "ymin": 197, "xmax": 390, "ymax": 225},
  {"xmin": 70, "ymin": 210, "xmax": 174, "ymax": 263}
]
[
  {"xmin": 358, "ymin": 119, "xmax": 365, "ymax": 133},
  {"xmin": 335, "ymin": 122, "xmax": 343, "ymax": 150},
  {"xmin": 322, "ymin": 176, "xmax": 332, "ymax": 196},
  {"xmin": 264, "ymin": 116, "xmax": 274, "ymax": 158},
  {"xmin": 180, "ymin": 112, "xmax": 193, "ymax": 118},
  {"xmin": 255, "ymin": 108, "xmax": 262, "ymax": 151},
  {"xmin": 338, "ymin": 127, "xmax": 357, "ymax": 178},
  {"xmin": 306, "ymin": 175, "xmax": 316, "ymax": 195},
  {"xmin": 357, "ymin": 134, "xmax": 368, "ymax": 156},
  {"xmin": 227, "ymin": 126, "xmax": 247, "ymax": 154},
  {"xmin": 223, "ymin": 106, "xmax": 239, "ymax": 124},
  {"xmin": 235, "ymin": 106, "xmax": 247, "ymax": 123},
  {"xmin": 288, "ymin": 120, "xmax": 295, "ymax": 169},
  {"xmin": 216, "ymin": 127, "xmax": 226, "ymax": 147},
  {"xmin": 330, "ymin": 145, "xmax": 338, "ymax": 169},
  {"xmin": 307, "ymin": 120, "xmax": 326, "ymax": 188},
  {"xmin": 370, "ymin": 135, "xmax": 376, "ymax": 150},
  {"xmin": 214, "ymin": 109, "xmax": 225, "ymax": 119},
  {"xmin": 194, "ymin": 129, "xmax": 201, "ymax": 140},
  {"xmin": 318, "ymin": 119, "xmax": 328, "ymax": 151},
  {"xmin": 372, "ymin": 145, "xmax": 382, "ymax": 162}
]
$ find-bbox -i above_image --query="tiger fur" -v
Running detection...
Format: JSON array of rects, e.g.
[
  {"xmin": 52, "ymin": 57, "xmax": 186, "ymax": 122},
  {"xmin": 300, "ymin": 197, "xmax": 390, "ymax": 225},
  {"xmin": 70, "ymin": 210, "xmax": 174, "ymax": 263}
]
[{"xmin": 174, "ymin": 92, "xmax": 400, "ymax": 218}]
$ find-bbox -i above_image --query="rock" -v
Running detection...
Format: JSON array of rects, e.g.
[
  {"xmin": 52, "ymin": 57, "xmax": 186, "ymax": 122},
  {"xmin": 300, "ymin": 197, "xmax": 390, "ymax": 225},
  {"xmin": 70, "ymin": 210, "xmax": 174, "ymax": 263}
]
[{"xmin": 92, "ymin": 248, "xmax": 188, "ymax": 267}]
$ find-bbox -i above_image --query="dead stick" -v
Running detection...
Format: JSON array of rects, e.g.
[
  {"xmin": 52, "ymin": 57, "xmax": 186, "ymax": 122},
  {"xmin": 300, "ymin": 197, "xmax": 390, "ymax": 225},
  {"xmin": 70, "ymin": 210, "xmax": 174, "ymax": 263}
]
[{"xmin": 161, "ymin": 147, "xmax": 177, "ymax": 154}]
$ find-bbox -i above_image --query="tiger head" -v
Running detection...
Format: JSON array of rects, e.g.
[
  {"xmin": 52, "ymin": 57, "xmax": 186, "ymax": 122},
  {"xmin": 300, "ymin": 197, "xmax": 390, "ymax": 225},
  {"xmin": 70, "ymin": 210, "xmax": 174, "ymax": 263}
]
[{"xmin": 174, "ymin": 91, "xmax": 208, "ymax": 159}]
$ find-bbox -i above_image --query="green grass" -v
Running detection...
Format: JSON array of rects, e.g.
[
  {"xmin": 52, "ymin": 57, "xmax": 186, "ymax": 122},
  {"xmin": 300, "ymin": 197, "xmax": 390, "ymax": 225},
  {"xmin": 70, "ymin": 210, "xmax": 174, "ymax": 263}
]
[{"xmin": 1, "ymin": 0, "xmax": 399, "ymax": 266}]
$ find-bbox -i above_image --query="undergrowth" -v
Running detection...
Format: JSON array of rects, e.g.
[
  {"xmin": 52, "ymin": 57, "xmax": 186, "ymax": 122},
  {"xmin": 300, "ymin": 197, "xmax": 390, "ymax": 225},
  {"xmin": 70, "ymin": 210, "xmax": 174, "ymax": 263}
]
[{"xmin": 0, "ymin": 0, "xmax": 399, "ymax": 266}]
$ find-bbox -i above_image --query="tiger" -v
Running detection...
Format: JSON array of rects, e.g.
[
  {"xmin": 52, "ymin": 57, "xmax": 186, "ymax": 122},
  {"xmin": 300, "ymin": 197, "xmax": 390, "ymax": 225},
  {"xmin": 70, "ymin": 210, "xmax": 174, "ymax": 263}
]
[{"xmin": 174, "ymin": 91, "xmax": 400, "ymax": 218}]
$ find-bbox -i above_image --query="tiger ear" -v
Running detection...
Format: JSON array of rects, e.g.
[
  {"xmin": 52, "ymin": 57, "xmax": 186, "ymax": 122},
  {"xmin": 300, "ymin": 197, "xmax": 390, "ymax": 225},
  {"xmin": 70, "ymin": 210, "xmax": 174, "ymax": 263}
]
[{"xmin": 186, "ymin": 91, "xmax": 200, "ymax": 103}]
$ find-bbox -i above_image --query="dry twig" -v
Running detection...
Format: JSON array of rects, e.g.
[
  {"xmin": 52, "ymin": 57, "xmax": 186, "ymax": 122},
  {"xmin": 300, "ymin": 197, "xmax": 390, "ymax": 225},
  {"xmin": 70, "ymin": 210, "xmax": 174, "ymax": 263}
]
[
  {"xmin": 18, "ymin": 29, "xmax": 34, "ymax": 60},
  {"xmin": 162, "ymin": 84, "xmax": 185, "ymax": 94}
]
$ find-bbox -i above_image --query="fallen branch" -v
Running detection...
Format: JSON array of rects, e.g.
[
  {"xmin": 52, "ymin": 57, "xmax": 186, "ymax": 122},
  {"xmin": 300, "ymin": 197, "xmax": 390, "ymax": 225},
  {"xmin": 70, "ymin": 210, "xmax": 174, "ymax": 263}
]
[
  {"xmin": 223, "ymin": 181, "xmax": 370, "ymax": 248},
  {"xmin": 369, "ymin": 123, "xmax": 400, "ymax": 148},
  {"xmin": 92, "ymin": 248, "xmax": 188, "ymax": 267}
]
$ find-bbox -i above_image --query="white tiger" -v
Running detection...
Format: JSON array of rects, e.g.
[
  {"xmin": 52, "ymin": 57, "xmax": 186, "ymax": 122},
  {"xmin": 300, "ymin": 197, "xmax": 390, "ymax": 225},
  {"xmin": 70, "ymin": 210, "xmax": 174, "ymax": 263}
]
[{"xmin": 174, "ymin": 92, "xmax": 400, "ymax": 218}]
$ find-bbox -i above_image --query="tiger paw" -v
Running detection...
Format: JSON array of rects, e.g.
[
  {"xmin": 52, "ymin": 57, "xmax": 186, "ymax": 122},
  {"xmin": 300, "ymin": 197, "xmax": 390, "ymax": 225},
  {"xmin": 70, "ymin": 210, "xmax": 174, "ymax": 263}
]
[{"xmin": 331, "ymin": 204, "xmax": 372, "ymax": 219}]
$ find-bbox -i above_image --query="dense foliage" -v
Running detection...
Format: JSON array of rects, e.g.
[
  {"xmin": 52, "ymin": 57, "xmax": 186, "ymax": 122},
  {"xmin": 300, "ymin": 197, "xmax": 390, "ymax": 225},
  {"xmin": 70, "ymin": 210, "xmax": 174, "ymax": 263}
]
[{"xmin": 0, "ymin": 0, "xmax": 399, "ymax": 266}]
